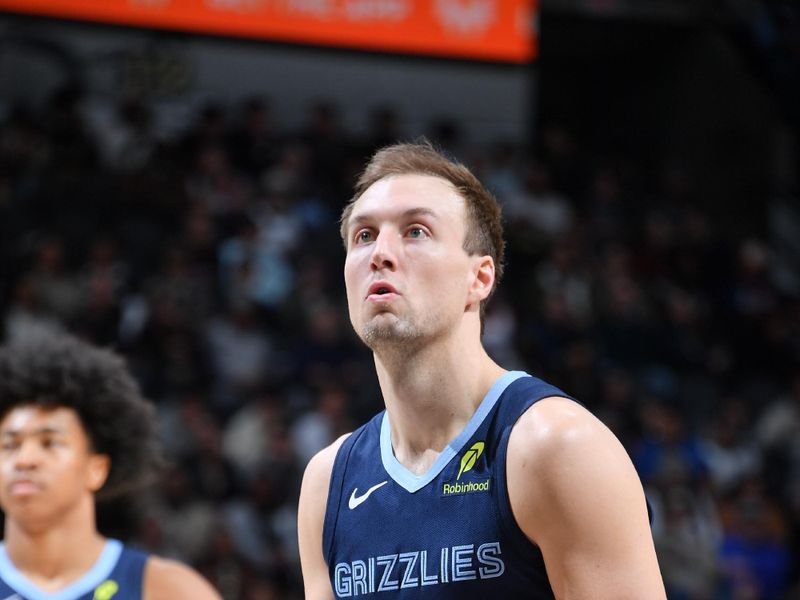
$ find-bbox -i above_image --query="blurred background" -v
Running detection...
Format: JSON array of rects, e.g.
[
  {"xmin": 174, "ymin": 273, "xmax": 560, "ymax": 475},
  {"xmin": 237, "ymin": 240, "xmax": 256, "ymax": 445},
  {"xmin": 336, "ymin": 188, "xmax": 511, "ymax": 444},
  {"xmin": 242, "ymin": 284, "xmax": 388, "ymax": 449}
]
[{"xmin": 0, "ymin": 0, "xmax": 798, "ymax": 598}]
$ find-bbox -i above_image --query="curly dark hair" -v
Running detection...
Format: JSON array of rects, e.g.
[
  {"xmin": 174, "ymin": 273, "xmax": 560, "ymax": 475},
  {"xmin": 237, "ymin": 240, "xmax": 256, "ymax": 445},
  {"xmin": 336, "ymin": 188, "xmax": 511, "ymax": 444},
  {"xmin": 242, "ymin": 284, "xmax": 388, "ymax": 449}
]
[{"xmin": 0, "ymin": 331, "xmax": 163, "ymax": 501}]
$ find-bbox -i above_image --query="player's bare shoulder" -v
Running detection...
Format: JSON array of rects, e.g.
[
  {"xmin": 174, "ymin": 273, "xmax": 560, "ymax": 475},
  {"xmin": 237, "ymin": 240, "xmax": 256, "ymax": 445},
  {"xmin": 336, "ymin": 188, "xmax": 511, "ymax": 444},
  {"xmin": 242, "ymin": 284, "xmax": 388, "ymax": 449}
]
[
  {"xmin": 297, "ymin": 434, "xmax": 350, "ymax": 551},
  {"xmin": 301, "ymin": 433, "xmax": 351, "ymax": 500},
  {"xmin": 144, "ymin": 555, "xmax": 221, "ymax": 600},
  {"xmin": 506, "ymin": 396, "xmax": 641, "ymax": 535},
  {"xmin": 298, "ymin": 434, "xmax": 351, "ymax": 600},
  {"xmin": 507, "ymin": 396, "xmax": 629, "ymax": 489},
  {"xmin": 509, "ymin": 395, "xmax": 610, "ymax": 459},
  {"xmin": 506, "ymin": 400, "xmax": 665, "ymax": 598}
]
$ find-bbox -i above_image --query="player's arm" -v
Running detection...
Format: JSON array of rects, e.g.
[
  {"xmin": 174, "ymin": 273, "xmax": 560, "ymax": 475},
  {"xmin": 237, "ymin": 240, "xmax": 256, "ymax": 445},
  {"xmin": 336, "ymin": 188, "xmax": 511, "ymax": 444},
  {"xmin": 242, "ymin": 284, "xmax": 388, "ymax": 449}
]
[
  {"xmin": 144, "ymin": 556, "xmax": 222, "ymax": 600},
  {"xmin": 298, "ymin": 434, "xmax": 349, "ymax": 600},
  {"xmin": 507, "ymin": 397, "xmax": 666, "ymax": 600}
]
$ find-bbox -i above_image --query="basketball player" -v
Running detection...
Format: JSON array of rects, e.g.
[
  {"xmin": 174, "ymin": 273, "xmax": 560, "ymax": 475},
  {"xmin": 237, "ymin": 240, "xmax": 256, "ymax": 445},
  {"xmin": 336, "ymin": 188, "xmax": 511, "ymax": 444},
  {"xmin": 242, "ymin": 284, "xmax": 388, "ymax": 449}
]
[
  {"xmin": 298, "ymin": 142, "xmax": 666, "ymax": 598},
  {"xmin": 0, "ymin": 332, "xmax": 222, "ymax": 599}
]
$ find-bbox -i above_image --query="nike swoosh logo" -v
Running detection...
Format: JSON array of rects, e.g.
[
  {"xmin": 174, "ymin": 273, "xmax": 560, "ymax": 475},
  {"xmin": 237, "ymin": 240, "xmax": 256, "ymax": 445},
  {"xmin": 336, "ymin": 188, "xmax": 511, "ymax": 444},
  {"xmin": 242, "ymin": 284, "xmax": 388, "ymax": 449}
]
[{"xmin": 348, "ymin": 480, "xmax": 388, "ymax": 509}]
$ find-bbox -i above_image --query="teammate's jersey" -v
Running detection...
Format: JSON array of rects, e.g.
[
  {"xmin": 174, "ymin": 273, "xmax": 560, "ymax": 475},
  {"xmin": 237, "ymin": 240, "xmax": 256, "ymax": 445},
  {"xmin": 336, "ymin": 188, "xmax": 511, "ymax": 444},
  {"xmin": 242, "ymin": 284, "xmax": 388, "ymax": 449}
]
[
  {"xmin": 0, "ymin": 539, "xmax": 147, "ymax": 600},
  {"xmin": 323, "ymin": 371, "xmax": 571, "ymax": 598}
]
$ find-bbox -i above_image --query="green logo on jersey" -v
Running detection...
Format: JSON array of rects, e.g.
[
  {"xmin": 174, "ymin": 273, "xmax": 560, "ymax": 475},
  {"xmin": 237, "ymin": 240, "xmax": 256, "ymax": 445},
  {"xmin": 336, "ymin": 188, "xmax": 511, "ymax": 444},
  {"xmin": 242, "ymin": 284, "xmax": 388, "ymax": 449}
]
[
  {"xmin": 442, "ymin": 441, "xmax": 490, "ymax": 496},
  {"xmin": 94, "ymin": 580, "xmax": 119, "ymax": 600},
  {"xmin": 457, "ymin": 441, "xmax": 484, "ymax": 480}
]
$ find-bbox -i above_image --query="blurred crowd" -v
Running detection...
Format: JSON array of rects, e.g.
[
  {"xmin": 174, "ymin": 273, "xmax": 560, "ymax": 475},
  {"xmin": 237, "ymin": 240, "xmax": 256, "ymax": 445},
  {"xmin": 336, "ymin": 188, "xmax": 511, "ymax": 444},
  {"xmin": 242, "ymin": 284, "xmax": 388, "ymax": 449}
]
[{"xmin": 0, "ymin": 85, "xmax": 799, "ymax": 599}]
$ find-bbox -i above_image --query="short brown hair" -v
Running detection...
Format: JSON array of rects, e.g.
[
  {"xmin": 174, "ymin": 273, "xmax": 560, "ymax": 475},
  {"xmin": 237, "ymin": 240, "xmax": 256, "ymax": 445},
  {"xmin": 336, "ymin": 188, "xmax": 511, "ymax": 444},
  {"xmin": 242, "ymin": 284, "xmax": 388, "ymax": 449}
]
[{"xmin": 340, "ymin": 141, "xmax": 505, "ymax": 316}]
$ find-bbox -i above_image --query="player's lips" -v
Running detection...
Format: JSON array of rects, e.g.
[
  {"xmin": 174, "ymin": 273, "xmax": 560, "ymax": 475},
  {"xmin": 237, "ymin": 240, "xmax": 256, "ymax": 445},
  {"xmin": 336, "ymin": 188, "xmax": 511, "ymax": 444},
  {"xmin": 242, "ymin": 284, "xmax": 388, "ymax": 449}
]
[
  {"xmin": 366, "ymin": 281, "xmax": 399, "ymax": 301},
  {"xmin": 8, "ymin": 479, "xmax": 42, "ymax": 496}
]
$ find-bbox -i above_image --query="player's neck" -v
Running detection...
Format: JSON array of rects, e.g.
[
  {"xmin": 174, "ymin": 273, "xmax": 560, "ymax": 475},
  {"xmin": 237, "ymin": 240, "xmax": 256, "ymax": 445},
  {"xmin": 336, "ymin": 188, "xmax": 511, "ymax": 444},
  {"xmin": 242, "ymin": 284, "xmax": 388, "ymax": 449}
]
[
  {"xmin": 4, "ymin": 499, "xmax": 106, "ymax": 589},
  {"xmin": 375, "ymin": 333, "xmax": 505, "ymax": 474}
]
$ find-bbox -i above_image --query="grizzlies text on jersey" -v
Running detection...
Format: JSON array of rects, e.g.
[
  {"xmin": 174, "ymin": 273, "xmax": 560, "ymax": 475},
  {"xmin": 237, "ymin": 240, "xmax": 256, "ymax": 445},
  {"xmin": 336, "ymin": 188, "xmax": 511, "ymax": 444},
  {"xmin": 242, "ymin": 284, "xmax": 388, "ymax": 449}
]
[
  {"xmin": 323, "ymin": 371, "xmax": 571, "ymax": 598},
  {"xmin": 0, "ymin": 539, "xmax": 147, "ymax": 600}
]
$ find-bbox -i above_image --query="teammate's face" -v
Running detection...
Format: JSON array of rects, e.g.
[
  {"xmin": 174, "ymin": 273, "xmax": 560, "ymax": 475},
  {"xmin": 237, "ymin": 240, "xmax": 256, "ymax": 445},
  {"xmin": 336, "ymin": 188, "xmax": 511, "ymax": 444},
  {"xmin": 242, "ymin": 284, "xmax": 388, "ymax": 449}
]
[
  {"xmin": 343, "ymin": 174, "xmax": 482, "ymax": 349},
  {"xmin": 0, "ymin": 406, "xmax": 109, "ymax": 530}
]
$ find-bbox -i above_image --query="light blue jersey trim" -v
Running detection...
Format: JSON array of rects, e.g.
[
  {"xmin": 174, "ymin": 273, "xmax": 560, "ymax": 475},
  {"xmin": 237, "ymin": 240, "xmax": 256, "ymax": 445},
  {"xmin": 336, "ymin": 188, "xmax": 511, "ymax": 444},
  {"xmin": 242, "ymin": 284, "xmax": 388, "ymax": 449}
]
[
  {"xmin": 380, "ymin": 370, "xmax": 528, "ymax": 493},
  {"xmin": 0, "ymin": 538, "xmax": 122, "ymax": 600}
]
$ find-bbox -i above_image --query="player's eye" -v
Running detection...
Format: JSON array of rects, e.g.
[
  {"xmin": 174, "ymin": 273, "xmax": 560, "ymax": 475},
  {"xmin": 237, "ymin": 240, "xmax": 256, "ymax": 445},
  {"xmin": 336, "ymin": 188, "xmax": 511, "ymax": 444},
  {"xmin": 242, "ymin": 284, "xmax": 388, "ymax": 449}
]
[
  {"xmin": 355, "ymin": 230, "xmax": 373, "ymax": 244},
  {"xmin": 407, "ymin": 227, "xmax": 428, "ymax": 239}
]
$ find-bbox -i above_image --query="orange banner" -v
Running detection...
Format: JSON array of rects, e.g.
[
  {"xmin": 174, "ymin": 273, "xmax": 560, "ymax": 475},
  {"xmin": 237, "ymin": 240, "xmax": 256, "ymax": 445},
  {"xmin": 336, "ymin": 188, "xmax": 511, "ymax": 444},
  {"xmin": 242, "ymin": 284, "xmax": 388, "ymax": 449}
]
[{"xmin": 0, "ymin": 0, "xmax": 537, "ymax": 63}]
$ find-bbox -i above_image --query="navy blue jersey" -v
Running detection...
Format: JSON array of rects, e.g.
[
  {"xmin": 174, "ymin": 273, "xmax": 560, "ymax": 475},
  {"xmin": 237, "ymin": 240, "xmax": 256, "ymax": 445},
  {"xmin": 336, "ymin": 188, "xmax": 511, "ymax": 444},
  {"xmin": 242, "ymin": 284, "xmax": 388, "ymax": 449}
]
[
  {"xmin": 0, "ymin": 539, "xmax": 147, "ymax": 600},
  {"xmin": 323, "ymin": 371, "xmax": 571, "ymax": 598}
]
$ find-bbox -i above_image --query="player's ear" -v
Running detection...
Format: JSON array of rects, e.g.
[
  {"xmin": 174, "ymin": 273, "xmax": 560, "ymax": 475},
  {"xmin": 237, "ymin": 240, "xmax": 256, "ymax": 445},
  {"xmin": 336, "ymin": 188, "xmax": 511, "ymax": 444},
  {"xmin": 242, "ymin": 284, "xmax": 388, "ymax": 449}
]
[
  {"xmin": 87, "ymin": 453, "xmax": 111, "ymax": 493},
  {"xmin": 467, "ymin": 255, "xmax": 495, "ymax": 306}
]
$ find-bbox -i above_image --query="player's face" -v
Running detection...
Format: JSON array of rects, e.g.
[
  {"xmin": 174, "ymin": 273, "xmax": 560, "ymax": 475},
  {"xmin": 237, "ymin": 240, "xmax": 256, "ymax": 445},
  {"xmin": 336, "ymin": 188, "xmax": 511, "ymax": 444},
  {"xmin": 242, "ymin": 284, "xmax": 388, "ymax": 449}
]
[
  {"xmin": 0, "ymin": 406, "xmax": 109, "ymax": 530},
  {"xmin": 343, "ymin": 174, "xmax": 479, "ymax": 349}
]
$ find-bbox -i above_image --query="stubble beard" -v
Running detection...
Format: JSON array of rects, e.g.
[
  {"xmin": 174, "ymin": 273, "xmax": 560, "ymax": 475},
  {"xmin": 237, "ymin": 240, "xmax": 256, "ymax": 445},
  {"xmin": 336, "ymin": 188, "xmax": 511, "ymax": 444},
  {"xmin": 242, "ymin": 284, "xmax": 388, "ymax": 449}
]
[
  {"xmin": 358, "ymin": 310, "xmax": 429, "ymax": 355},
  {"xmin": 354, "ymin": 295, "xmax": 457, "ymax": 359}
]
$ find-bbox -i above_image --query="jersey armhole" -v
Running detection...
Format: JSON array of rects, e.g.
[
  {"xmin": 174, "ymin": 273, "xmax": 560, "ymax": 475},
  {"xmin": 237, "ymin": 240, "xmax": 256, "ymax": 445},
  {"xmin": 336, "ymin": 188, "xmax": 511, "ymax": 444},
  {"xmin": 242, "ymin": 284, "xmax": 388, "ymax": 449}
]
[
  {"xmin": 121, "ymin": 545, "xmax": 149, "ymax": 598},
  {"xmin": 492, "ymin": 379, "xmax": 578, "ymax": 557},
  {"xmin": 494, "ymin": 424, "xmax": 544, "ymax": 557},
  {"xmin": 321, "ymin": 424, "xmax": 367, "ymax": 565}
]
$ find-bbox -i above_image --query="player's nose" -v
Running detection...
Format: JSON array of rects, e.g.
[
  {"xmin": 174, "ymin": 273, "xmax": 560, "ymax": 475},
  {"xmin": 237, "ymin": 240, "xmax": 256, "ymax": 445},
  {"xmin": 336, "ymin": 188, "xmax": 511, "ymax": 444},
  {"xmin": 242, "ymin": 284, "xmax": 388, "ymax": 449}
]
[
  {"xmin": 369, "ymin": 230, "xmax": 398, "ymax": 272},
  {"xmin": 13, "ymin": 439, "xmax": 43, "ymax": 470}
]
